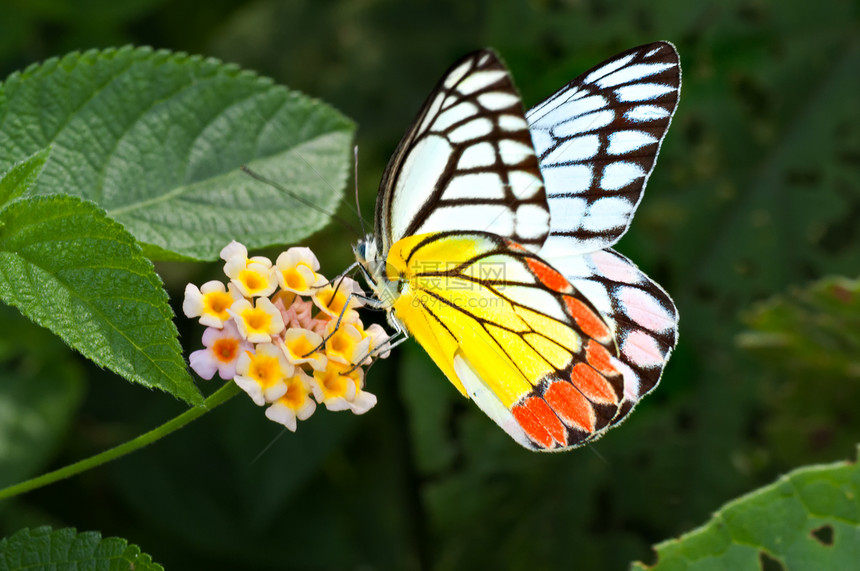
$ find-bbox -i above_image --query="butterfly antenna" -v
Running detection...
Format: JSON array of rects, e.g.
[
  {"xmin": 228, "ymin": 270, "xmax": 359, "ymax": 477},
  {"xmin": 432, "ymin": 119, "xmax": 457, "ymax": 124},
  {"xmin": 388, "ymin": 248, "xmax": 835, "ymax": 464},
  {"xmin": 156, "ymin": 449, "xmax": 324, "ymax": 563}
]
[
  {"xmin": 250, "ymin": 428, "xmax": 289, "ymax": 464},
  {"xmin": 585, "ymin": 442, "xmax": 610, "ymax": 465},
  {"xmin": 240, "ymin": 165, "xmax": 361, "ymax": 238},
  {"xmin": 354, "ymin": 145, "xmax": 368, "ymax": 236}
]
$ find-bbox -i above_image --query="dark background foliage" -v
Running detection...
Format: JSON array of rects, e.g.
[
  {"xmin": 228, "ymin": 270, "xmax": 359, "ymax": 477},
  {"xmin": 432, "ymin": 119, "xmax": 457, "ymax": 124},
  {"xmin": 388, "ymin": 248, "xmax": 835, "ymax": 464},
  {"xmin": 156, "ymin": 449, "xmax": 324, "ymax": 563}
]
[{"xmin": 1, "ymin": 1, "xmax": 858, "ymax": 569}]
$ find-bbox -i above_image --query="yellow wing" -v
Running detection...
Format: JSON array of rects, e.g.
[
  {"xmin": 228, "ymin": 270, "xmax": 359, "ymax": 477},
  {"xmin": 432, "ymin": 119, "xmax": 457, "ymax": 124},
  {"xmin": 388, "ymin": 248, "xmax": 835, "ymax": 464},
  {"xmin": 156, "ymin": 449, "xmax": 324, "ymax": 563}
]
[{"xmin": 385, "ymin": 231, "xmax": 625, "ymax": 451}]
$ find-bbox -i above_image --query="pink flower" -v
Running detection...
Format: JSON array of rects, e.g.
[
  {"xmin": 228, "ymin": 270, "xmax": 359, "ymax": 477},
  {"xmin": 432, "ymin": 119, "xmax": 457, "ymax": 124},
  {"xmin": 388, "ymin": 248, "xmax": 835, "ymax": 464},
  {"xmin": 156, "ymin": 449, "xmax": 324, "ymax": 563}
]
[{"xmin": 189, "ymin": 321, "xmax": 251, "ymax": 380}]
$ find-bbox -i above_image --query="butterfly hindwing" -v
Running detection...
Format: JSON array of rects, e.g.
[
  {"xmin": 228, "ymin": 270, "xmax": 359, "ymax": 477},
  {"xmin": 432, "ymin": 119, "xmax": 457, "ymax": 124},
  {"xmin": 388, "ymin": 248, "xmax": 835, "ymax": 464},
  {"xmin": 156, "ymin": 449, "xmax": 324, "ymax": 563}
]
[
  {"xmin": 528, "ymin": 42, "xmax": 681, "ymax": 259},
  {"xmin": 547, "ymin": 247, "xmax": 678, "ymax": 423},
  {"xmin": 385, "ymin": 231, "xmax": 627, "ymax": 450},
  {"xmin": 375, "ymin": 50, "xmax": 550, "ymax": 256}
]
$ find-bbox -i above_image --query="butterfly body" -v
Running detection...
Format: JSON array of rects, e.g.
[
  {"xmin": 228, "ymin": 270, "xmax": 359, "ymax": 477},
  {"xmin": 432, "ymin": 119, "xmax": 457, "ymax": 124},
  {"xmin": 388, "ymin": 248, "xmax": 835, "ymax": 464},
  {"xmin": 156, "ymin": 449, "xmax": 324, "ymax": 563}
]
[{"xmin": 356, "ymin": 43, "xmax": 681, "ymax": 451}]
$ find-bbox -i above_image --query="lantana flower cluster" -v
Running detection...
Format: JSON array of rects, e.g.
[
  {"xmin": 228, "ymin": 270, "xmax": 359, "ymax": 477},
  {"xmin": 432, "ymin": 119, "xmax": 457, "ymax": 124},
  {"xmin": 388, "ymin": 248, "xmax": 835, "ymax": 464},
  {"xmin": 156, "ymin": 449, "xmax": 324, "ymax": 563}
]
[{"xmin": 183, "ymin": 241, "xmax": 389, "ymax": 431}]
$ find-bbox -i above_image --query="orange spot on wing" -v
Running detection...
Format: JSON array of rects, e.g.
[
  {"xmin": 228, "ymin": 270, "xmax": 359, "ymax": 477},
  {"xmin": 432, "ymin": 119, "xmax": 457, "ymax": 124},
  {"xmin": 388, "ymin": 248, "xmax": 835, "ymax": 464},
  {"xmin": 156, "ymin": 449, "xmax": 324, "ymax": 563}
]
[
  {"xmin": 564, "ymin": 296, "xmax": 612, "ymax": 341},
  {"xmin": 544, "ymin": 380, "xmax": 595, "ymax": 432},
  {"xmin": 511, "ymin": 396, "xmax": 567, "ymax": 448},
  {"xmin": 571, "ymin": 363, "xmax": 618, "ymax": 405},
  {"xmin": 585, "ymin": 340, "xmax": 618, "ymax": 376},
  {"xmin": 526, "ymin": 258, "xmax": 569, "ymax": 292}
]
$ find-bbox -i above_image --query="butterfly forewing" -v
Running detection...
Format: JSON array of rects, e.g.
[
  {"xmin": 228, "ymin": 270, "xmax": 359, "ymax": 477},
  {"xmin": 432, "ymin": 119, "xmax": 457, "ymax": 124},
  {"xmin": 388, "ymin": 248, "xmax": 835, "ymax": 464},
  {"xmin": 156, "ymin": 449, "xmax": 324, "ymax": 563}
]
[
  {"xmin": 376, "ymin": 50, "xmax": 550, "ymax": 257},
  {"xmin": 528, "ymin": 42, "xmax": 681, "ymax": 259}
]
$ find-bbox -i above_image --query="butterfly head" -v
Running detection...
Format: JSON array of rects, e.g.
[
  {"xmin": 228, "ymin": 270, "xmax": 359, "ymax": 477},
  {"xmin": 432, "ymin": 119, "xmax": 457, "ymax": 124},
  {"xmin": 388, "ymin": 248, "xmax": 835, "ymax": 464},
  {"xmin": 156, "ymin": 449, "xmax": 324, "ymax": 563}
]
[{"xmin": 352, "ymin": 235, "xmax": 375, "ymax": 264}]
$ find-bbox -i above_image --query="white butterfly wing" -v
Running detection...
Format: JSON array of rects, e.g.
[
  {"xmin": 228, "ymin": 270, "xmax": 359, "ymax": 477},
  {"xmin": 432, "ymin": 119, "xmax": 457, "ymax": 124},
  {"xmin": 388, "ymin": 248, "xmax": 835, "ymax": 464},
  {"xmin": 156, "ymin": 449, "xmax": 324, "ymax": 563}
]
[
  {"xmin": 375, "ymin": 50, "xmax": 549, "ymax": 256},
  {"xmin": 528, "ymin": 42, "xmax": 681, "ymax": 259}
]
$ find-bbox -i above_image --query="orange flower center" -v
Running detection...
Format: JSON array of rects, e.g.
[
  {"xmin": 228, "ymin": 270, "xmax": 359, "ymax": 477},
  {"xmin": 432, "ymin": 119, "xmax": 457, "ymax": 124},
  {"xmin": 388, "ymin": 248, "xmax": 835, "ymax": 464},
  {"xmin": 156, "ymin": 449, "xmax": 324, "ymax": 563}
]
[
  {"xmin": 331, "ymin": 334, "xmax": 349, "ymax": 354},
  {"xmin": 212, "ymin": 338, "xmax": 239, "ymax": 362}
]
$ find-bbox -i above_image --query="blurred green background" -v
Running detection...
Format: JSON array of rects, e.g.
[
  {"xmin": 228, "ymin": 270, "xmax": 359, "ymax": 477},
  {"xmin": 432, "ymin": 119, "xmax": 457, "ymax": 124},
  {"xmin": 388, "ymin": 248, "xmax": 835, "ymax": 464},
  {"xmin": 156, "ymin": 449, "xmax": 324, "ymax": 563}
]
[{"xmin": 1, "ymin": 0, "xmax": 859, "ymax": 569}]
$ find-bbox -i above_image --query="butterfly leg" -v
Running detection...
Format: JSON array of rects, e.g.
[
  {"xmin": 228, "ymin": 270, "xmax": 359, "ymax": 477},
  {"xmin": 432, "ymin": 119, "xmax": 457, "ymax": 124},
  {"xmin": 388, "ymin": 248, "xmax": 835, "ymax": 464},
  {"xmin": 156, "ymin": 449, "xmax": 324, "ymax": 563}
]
[
  {"xmin": 302, "ymin": 289, "xmax": 391, "ymax": 358},
  {"xmin": 345, "ymin": 314, "xmax": 409, "ymax": 374}
]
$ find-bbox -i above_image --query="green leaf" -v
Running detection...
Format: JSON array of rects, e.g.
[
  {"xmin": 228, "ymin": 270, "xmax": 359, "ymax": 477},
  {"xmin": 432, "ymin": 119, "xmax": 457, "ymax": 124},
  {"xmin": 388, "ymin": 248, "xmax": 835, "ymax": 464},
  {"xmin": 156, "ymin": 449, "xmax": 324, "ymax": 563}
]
[
  {"xmin": 0, "ymin": 194, "xmax": 200, "ymax": 404},
  {"xmin": 0, "ymin": 46, "xmax": 354, "ymax": 261},
  {"xmin": 738, "ymin": 275, "xmax": 860, "ymax": 379},
  {"xmin": 0, "ymin": 526, "xmax": 164, "ymax": 571},
  {"xmin": 737, "ymin": 276, "xmax": 860, "ymax": 465},
  {"xmin": 0, "ymin": 148, "xmax": 51, "ymax": 207},
  {"xmin": 632, "ymin": 446, "xmax": 860, "ymax": 570}
]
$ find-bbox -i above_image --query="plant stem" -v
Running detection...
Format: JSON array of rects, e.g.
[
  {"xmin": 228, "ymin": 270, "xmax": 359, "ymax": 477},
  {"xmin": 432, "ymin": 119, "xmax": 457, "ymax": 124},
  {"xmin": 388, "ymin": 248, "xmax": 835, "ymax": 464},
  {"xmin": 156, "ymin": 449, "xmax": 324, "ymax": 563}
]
[{"xmin": 0, "ymin": 381, "xmax": 241, "ymax": 502}]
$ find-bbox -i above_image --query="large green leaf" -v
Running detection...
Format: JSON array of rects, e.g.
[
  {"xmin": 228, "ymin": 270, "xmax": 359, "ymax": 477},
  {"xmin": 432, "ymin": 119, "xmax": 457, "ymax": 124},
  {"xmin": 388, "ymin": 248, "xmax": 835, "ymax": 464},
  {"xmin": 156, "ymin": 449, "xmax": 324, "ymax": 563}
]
[
  {"xmin": 0, "ymin": 526, "xmax": 163, "ymax": 571},
  {"xmin": 0, "ymin": 194, "xmax": 199, "ymax": 404},
  {"xmin": 0, "ymin": 46, "xmax": 354, "ymax": 261},
  {"xmin": 633, "ymin": 446, "xmax": 860, "ymax": 570}
]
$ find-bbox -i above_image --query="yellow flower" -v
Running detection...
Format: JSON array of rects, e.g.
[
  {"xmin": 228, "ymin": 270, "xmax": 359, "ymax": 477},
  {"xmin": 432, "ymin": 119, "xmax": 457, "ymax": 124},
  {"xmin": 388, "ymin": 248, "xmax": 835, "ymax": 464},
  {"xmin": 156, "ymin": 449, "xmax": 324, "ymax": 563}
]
[
  {"xmin": 310, "ymin": 354, "xmax": 377, "ymax": 414},
  {"xmin": 311, "ymin": 361, "xmax": 359, "ymax": 411},
  {"xmin": 276, "ymin": 247, "xmax": 326, "ymax": 295},
  {"xmin": 228, "ymin": 297, "xmax": 285, "ymax": 343},
  {"xmin": 187, "ymin": 241, "xmax": 386, "ymax": 430},
  {"xmin": 363, "ymin": 323, "xmax": 392, "ymax": 360},
  {"xmin": 219, "ymin": 241, "xmax": 249, "ymax": 263},
  {"xmin": 222, "ymin": 241, "xmax": 277, "ymax": 298},
  {"xmin": 349, "ymin": 387, "xmax": 377, "ymax": 415},
  {"xmin": 312, "ymin": 276, "xmax": 364, "ymax": 323},
  {"xmin": 280, "ymin": 328, "xmax": 327, "ymax": 371},
  {"xmin": 234, "ymin": 344, "xmax": 294, "ymax": 406},
  {"xmin": 265, "ymin": 369, "xmax": 316, "ymax": 431},
  {"xmin": 324, "ymin": 321, "xmax": 371, "ymax": 365},
  {"xmin": 182, "ymin": 281, "xmax": 242, "ymax": 328}
]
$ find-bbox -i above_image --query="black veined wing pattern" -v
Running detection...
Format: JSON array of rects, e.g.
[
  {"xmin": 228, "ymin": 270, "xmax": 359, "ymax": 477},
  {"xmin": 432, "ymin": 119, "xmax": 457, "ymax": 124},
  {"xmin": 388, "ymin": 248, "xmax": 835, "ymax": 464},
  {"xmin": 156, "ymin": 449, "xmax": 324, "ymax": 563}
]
[
  {"xmin": 357, "ymin": 43, "xmax": 681, "ymax": 451},
  {"xmin": 550, "ymin": 248, "xmax": 679, "ymax": 426},
  {"xmin": 374, "ymin": 50, "xmax": 550, "ymax": 255},
  {"xmin": 528, "ymin": 42, "xmax": 681, "ymax": 258}
]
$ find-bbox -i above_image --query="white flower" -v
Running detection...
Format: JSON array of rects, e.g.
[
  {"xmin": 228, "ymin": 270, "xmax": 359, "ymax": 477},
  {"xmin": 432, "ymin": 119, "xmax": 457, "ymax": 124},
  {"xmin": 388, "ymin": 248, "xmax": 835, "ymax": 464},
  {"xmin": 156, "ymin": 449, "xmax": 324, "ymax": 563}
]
[
  {"xmin": 312, "ymin": 276, "xmax": 365, "ymax": 323},
  {"xmin": 324, "ymin": 321, "xmax": 371, "ymax": 366},
  {"xmin": 275, "ymin": 247, "xmax": 327, "ymax": 295},
  {"xmin": 264, "ymin": 369, "xmax": 317, "ymax": 431},
  {"xmin": 233, "ymin": 343, "xmax": 294, "ymax": 406},
  {"xmin": 222, "ymin": 241, "xmax": 277, "ymax": 298},
  {"xmin": 228, "ymin": 297, "xmax": 285, "ymax": 343},
  {"xmin": 280, "ymin": 328, "xmax": 327, "ymax": 371},
  {"xmin": 182, "ymin": 281, "xmax": 242, "ymax": 328}
]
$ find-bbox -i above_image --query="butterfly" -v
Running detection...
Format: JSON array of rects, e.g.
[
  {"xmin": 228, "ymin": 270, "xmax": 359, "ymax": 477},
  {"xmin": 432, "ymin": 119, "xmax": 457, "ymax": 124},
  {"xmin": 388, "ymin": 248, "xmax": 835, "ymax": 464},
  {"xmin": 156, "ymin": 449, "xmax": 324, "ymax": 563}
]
[{"xmin": 354, "ymin": 42, "xmax": 681, "ymax": 451}]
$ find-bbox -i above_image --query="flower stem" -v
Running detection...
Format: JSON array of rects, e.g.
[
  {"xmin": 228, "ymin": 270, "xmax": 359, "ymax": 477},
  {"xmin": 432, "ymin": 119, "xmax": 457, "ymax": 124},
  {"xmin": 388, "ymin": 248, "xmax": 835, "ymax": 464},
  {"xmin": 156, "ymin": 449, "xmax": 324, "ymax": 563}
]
[{"xmin": 0, "ymin": 381, "xmax": 241, "ymax": 502}]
